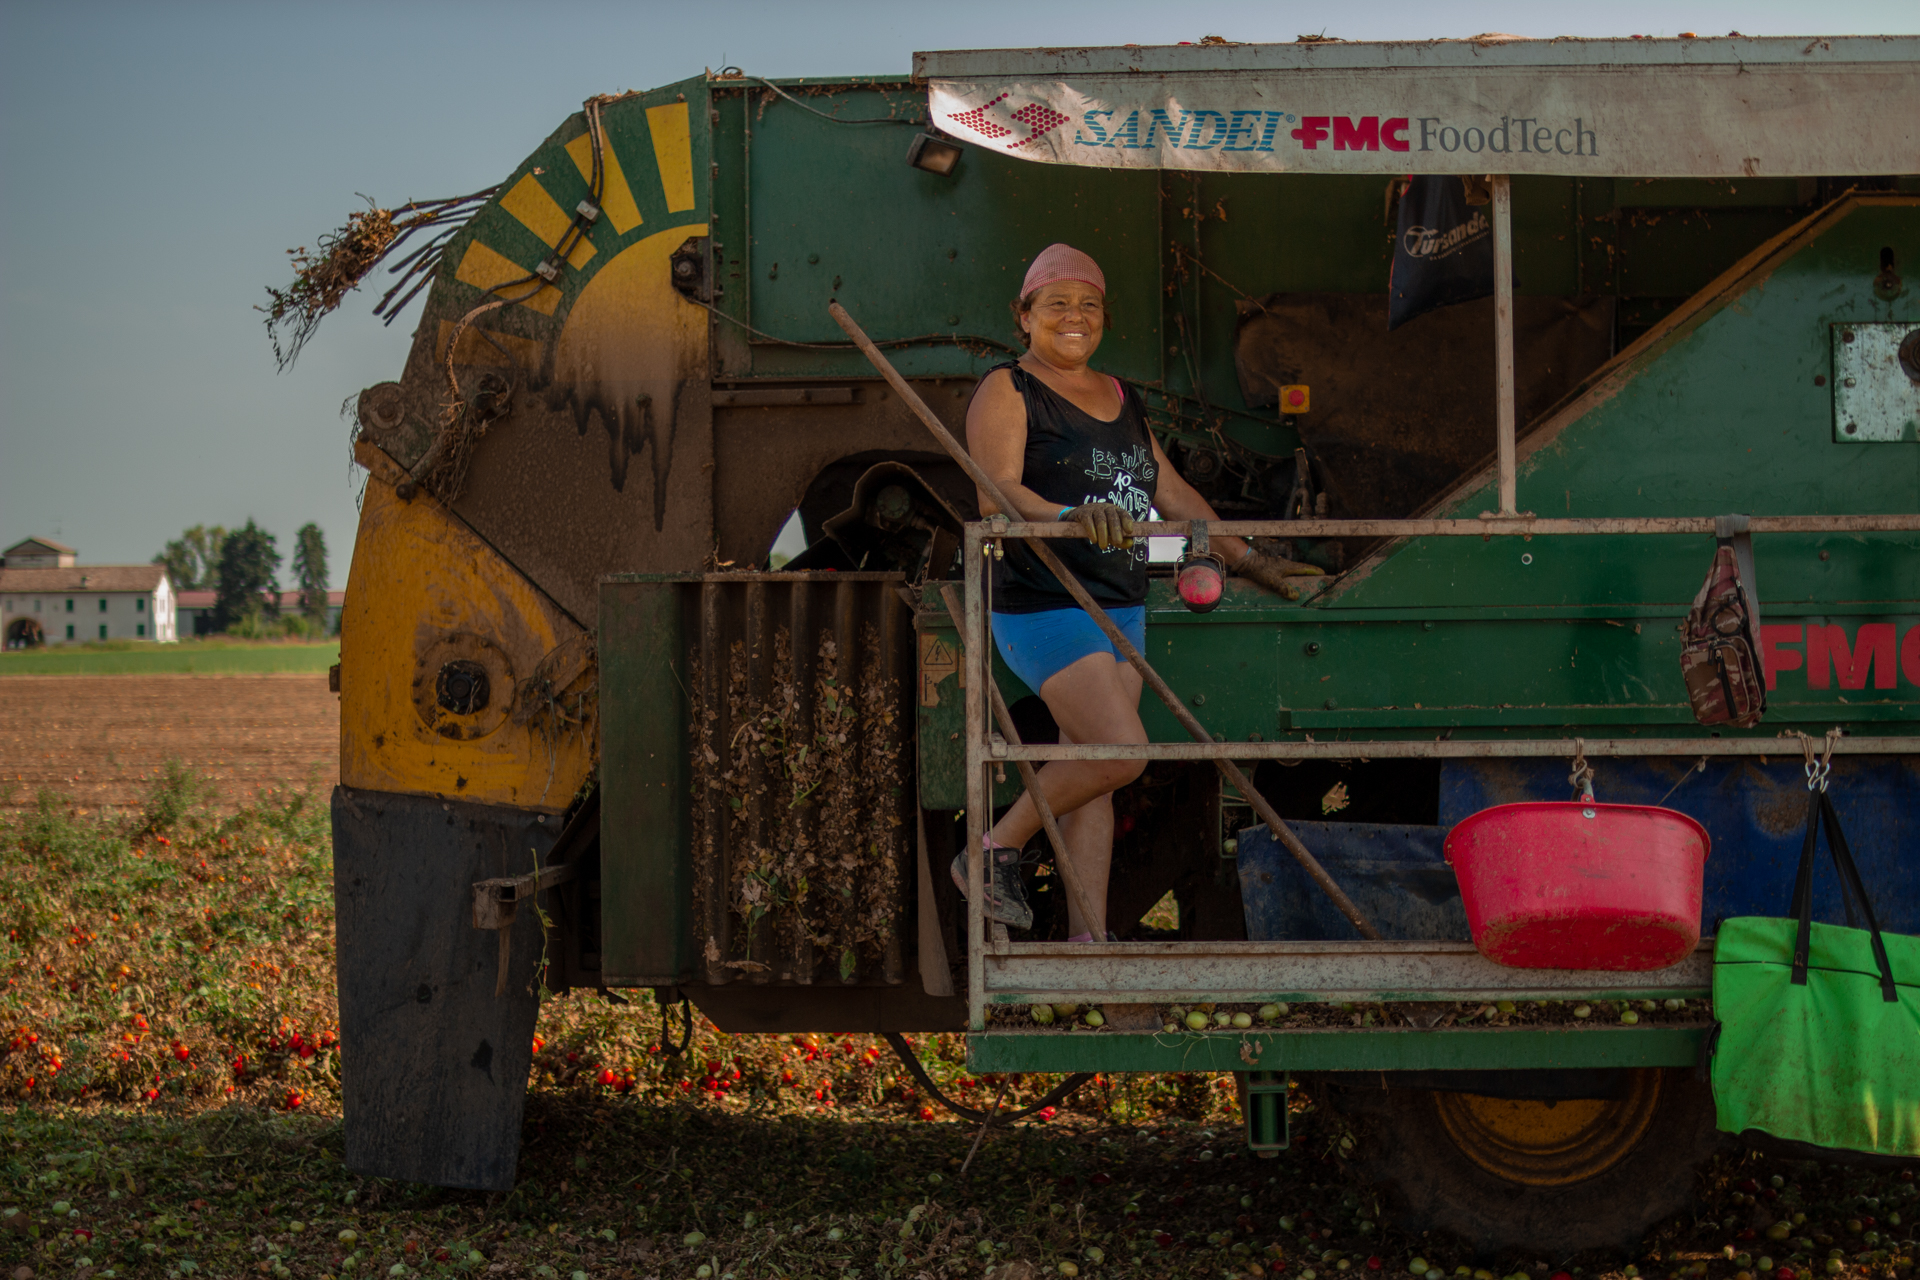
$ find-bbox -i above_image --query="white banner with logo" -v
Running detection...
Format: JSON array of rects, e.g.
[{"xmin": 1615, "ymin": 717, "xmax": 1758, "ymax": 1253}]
[{"xmin": 927, "ymin": 66, "xmax": 1920, "ymax": 177}]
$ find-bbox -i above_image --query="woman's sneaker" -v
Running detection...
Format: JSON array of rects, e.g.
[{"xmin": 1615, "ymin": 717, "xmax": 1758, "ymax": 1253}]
[{"xmin": 951, "ymin": 842, "xmax": 1034, "ymax": 930}]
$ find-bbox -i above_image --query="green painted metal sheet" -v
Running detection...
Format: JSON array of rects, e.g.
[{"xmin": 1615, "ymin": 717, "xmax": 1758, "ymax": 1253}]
[
  {"xmin": 598, "ymin": 580, "xmax": 693, "ymax": 985},
  {"xmin": 914, "ymin": 598, "xmax": 1919, "ymax": 808},
  {"xmin": 965, "ymin": 1026, "xmax": 1707, "ymax": 1073},
  {"xmin": 1335, "ymin": 201, "xmax": 1920, "ymax": 612},
  {"xmin": 713, "ymin": 82, "xmax": 1161, "ymax": 383},
  {"xmin": 710, "ymin": 82, "xmax": 1826, "ymax": 416}
]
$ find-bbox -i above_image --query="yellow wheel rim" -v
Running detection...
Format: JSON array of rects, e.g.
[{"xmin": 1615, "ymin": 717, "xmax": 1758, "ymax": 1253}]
[{"xmin": 1432, "ymin": 1069, "xmax": 1662, "ymax": 1187}]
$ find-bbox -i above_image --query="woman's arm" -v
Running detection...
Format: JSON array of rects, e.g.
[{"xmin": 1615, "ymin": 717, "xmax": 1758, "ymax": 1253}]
[
  {"xmin": 1147, "ymin": 434, "xmax": 1253, "ymax": 567},
  {"xmin": 1149, "ymin": 434, "xmax": 1326, "ymax": 595}
]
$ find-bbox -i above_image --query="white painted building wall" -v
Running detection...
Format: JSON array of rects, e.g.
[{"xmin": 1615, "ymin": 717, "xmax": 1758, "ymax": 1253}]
[{"xmin": 0, "ymin": 582, "xmax": 176, "ymax": 644}]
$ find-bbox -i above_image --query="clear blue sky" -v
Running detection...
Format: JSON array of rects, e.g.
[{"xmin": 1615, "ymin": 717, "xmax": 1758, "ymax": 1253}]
[{"xmin": 2, "ymin": 0, "xmax": 1911, "ymax": 586}]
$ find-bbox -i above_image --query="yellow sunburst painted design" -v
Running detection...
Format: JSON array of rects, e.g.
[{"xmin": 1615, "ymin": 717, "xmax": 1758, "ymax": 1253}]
[
  {"xmin": 646, "ymin": 103, "xmax": 697, "ymax": 213},
  {"xmin": 500, "ymin": 174, "xmax": 597, "ymax": 269},
  {"xmin": 565, "ymin": 132, "xmax": 643, "ymax": 234},
  {"xmin": 435, "ymin": 320, "xmax": 543, "ymax": 371},
  {"xmin": 453, "ymin": 241, "xmax": 563, "ymax": 315}
]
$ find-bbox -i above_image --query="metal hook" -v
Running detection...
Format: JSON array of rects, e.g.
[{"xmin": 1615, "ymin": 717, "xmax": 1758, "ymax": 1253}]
[
  {"xmin": 1567, "ymin": 737, "xmax": 1596, "ymax": 802},
  {"xmin": 1801, "ymin": 728, "xmax": 1840, "ymax": 792}
]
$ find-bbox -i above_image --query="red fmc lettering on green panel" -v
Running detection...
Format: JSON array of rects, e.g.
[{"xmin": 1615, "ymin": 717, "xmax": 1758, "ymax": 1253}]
[{"xmin": 1761, "ymin": 620, "xmax": 1920, "ymax": 693}]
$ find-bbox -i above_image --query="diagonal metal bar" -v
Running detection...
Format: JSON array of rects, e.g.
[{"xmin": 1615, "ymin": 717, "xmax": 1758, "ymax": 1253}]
[
  {"xmin": 935, "ymin": 583, "xmax": 1104, "ymax": 936},
  {"xmin": 828, "ymin": 300, "xmax": 1380, "ymax": 939}
]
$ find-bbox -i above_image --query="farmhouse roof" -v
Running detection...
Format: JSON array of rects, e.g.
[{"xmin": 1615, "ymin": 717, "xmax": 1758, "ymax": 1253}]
[
  {"xmin": 3, "ymin": 536, "xmax": 77, "ymax": 558},
  {"xmin": 275, "ymin": 590, "xmax": 347, "ymax": 608},
  {"xmin": 174, "ymin": 589, "xmax": 344, "ymax": 608},
  {"xmin": 0, "ymin": 565, "xmax": 168, "ymax": 593}
]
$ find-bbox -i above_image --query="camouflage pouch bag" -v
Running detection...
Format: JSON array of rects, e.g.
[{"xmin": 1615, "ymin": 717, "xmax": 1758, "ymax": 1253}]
[{"xmin": 1680, "ymin": 514, "xmax": 1766, "ymax": 728}]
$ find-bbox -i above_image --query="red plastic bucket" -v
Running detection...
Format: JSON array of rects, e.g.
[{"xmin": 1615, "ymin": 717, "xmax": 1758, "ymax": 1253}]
[{"xmin": 1443, "ymin": 802, "xmax": 1711, "ymax": 970}]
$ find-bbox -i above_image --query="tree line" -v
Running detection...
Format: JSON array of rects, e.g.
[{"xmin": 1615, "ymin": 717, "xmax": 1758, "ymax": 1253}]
[{"xmin": 154, "ymin": 520, "xmax": 332, "ymax": 636}]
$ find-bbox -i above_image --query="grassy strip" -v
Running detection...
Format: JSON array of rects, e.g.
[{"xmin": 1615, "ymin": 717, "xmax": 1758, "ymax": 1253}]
[
  {"xmin": 2, "ymin": 770, "xmax": 1917, "ymax": 1280},
  {"xmin": 0, "ymin": 642, "xmax": 339, "ymax": 676}
]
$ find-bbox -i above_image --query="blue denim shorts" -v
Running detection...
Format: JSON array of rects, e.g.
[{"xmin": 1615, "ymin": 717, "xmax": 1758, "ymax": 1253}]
[{"xmin": 991, "ymin": 605, "xmax": 1146, "ymax": 694}]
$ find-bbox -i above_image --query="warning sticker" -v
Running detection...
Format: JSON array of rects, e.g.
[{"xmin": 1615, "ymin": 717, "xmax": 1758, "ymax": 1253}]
[{"xmin": 919, "ymin": 632, "xmax": 960, "ymax": 706}]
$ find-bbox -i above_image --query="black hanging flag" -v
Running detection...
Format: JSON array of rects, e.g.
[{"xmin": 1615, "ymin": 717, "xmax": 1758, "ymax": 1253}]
[{"xmin": 1388, "ymin": 176, "xmax": 1494, "ymax": 331}]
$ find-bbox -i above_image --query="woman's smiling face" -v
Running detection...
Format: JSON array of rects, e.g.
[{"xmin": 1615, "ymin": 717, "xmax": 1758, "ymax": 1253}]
[{"xmin": 1021, "ymin": 280, "xmax": 1106, "ymax": 365}]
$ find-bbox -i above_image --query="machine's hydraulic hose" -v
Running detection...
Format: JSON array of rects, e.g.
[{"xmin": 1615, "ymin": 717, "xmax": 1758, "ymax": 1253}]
[
  {"xmin": 660, "ymin": 993, "xmax": 693, "ymax": 1057},
  {"xmin": 826, "ymin": 300, "xmax": 1382, "ymax": 940},
  {"xmin": 882, "ymin": 1032, "xmax": 1091, "ymax": 1123}
]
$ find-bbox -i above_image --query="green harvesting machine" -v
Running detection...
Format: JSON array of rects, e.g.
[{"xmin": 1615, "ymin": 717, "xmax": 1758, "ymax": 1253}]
[{"xmin": 316, "ymin": 34, "xmax": 1919, "ymax": 1245}]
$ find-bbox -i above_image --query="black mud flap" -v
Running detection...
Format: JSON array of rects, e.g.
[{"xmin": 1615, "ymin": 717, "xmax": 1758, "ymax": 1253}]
[{"xmin": 332, "ymin": 786, "xmax": 559, "ymax": 1191}]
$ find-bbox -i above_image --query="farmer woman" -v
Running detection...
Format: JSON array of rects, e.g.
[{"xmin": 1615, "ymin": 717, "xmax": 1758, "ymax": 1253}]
[{"xmin": 956, "ymin": 242, "xmax": 1322, "ymax": 939}]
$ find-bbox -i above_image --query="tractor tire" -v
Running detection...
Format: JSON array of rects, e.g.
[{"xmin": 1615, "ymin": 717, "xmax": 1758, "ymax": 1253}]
[{"xmin": 1322, "ymin": 1068, "xmax": 1729, "ymax": 1253}]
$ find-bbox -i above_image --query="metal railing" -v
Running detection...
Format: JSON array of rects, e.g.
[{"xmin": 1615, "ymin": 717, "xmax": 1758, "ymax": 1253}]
[{"xmin": 953, "ymin": 515, "xmax": 1920, "ymax": 1029}]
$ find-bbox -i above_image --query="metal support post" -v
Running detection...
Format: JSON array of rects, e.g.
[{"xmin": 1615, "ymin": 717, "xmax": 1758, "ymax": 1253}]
[
  {"xmin": 1243, "ymin": 1071, "xmax": 1291, "ymax": 1153},
  {"xmin": 1489, "ymin": 173, "xmax": 1520, "ymax": 518},
  {"xmin": 962, "ymin": 524, "xmax": 988, "ymax": 1031}
]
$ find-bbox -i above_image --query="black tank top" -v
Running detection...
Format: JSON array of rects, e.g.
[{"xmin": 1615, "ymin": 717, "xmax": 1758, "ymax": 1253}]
[{"xmin": 987, "ymin": 361, "xmax": 1159, "ymax": 614}]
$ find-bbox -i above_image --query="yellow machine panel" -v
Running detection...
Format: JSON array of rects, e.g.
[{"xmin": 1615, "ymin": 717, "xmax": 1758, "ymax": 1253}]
[{"xmin": 339, "ymin": 464, "xmax": 595, "ymax": 812}]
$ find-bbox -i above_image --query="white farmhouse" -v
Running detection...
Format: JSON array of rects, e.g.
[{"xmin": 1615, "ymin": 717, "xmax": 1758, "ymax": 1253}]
[{"xmin": 0, "ymin": 537, "xmax": 177, "ymax": 647}]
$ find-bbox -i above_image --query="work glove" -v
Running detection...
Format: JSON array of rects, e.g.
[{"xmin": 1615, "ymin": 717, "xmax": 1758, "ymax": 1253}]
[
  {"xmin": 1235, "ymin": 551, "xmax": 1325, "ymax": 601},
  {"xmin": 1061, "ymin": 502, "xmax": 1136, "ymax": 551}
]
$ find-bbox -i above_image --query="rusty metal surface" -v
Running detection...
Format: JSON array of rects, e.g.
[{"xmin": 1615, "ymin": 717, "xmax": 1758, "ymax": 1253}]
[
  {"xmin": 712, "ymin": 378, "xmax": 980, "ymax": 566},
  {"xmin": 713, "ymin": 386, "xmax": 857, "ymax": 406},
  {"xmin": 1832, "ymin": 322, "xmax": 1920, "ymax": 443},
  {"xmin": 1233, "ymin": 293, "xmax": 1615, "ymax": 521},
  {"xmin": 983, "ymin": 938, "xmax": 1714, "ymax": 1005},
  {"xmin": 352, "ymin": 217, "xmax": 718, "ymax": 625},
  {"xmin": 678, "ymin": 574, "xmax": 916, "ymax": 988}
]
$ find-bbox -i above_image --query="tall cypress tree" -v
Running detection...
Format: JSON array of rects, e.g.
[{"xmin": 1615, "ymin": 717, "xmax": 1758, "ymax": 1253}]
[
  {"xmin": 291, "ymin": 523, "xmax": 329, "ymax": 629},
  {"xmin": 213, "ymin": 520, "xmax": 281, "ymax": 631}
]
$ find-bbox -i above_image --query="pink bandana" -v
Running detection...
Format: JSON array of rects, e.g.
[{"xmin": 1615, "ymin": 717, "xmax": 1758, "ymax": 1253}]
[{"xmin": 1020, "ymin": 243, "xmax": 1106, "ymax": 298}]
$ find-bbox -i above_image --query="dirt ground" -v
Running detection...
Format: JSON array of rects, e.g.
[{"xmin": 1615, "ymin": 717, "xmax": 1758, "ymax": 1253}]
[{"xmin": 0, "ymin": 673, "xmax": 338, "ymax": 810}]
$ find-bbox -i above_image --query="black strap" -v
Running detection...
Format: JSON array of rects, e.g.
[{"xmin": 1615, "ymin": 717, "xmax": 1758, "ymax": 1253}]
[
  {"xmin": 660, "ymin": 993, "xmax": 694, "ymax": 1056},
  {"xmin": 1789, "ymin": 789, "xmax": 1821, "ymax": 976},
  {"xmin": 1789, "ymin": 788, "xmax": 1898, "ymax": 1003},
  {"xmin": 1819, "ymin": 791, "xmax": 1899, "ymax": 1003},
  {"xmin": 882, "ymin": 1031, "xmax": 1092, "ymax": 1122}
]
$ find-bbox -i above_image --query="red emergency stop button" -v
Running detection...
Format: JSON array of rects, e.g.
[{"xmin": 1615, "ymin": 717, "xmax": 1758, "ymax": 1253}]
[{"xmin": 1280, "ymin": 384, "xmax": 1310, "ymax": 412}]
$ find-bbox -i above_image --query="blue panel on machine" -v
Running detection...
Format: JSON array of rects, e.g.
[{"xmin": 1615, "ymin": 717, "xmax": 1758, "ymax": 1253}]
[
  {"xmin": 1438, "ymin": 756, "xmax": 1920, "ymax": 934},
  {"xmin": 1237, "ymin": 820, "xmax": 1468, "ymax": 942}
]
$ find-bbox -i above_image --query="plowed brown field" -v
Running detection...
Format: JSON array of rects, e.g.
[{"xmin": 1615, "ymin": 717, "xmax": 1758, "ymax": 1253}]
[{"xmin": 0, "ymin": 674, "xmax": 337, "ymax": 810}]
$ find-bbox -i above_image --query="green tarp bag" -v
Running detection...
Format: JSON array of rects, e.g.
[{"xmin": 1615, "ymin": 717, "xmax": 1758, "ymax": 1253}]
[{"xmin": 1711, "ymin": 784, "xmax": 1920, "ymax": 1157}]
